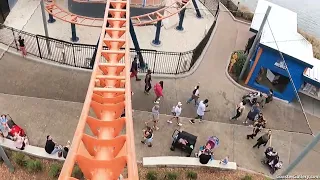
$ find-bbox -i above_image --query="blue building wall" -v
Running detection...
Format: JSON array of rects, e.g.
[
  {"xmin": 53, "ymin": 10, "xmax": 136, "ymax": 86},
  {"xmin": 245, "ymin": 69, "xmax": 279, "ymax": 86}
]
[{"xmin": 247, "ymin": 44, "xmax": 311, "ymax": 102}]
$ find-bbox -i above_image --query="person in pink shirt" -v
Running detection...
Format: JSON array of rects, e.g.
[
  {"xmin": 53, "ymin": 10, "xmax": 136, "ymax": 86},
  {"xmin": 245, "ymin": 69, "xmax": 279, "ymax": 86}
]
[{"xmin": 154, "ymin": 81, "xmax": 163, "ymax": 103}]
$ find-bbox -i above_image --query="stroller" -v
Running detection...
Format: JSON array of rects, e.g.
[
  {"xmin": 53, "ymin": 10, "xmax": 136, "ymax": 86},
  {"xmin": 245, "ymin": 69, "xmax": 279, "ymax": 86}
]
[
  {"xmin": 170, "ymin": 130, "xmax": 197, "ymax": 157},
  {"xmin": 1, "ymin": 114, "xmax": 26, "ymax": 139},
  {"xmin": 195, "ymin": 136, "xmax": 219, "ymax": 163},
  {"xmin": 242, "ymin": 91, "xmax": 263, "ymax": 105},
  {"xmin": 261, "ymin": 147, "xmax": 283, "ymax": 174}
]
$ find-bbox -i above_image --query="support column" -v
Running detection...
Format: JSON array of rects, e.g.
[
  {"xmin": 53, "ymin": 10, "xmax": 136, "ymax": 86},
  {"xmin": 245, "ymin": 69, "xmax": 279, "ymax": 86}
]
[
  {"xmin": 40, "ymin": 0, "xmax": 51, "ymax": 55},
  {"xmin": 151, "ymin": 20, "xmax": 162, "ymax": 47},
  {"xmin": 176, "ymin": 8, "xmax": 186, "ymax": 31},
  {"xmin": 0, "ymin": 147, "xmax": 14, "ymax": 172},
  {"xmin": 129, "ymin": 19, "xmax": 145, "ymax": 69},
  {"xmin": 48, "ymin": 10, "xmax": 56, "ymax": 23},
  {"xmin": 70, "ymin": 23, "xmax": 79, "ymax": 42},
  {"xmin": 192, "ymin": 0, "xmax": 202, "ymax": 18}
]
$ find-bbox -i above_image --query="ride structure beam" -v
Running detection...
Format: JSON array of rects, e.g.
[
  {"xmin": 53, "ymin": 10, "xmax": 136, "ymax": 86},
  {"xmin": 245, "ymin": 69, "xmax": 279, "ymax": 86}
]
[
  {"xmin": 129, "ymin": 19, "xmax": 144, "ymax": 69},
  {"xmin": 44, "ymin": 0, "xmax": 191, "ymax": 27},
  {"xmin": 58, "ymin": 0, "xmax": 138, "ymax": 179}
]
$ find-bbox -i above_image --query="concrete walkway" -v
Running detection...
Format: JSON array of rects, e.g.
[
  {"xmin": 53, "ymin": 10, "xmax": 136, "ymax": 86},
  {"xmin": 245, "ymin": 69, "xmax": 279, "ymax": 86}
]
[
  {"xmin": 0, "ymin": 4, "xmax": 320, "ymax": 177},
  {"xmin": 0, "ymin": 93, "xmax": 319, "ymax": 177},
  {"xmin": 0, "ymin": 9, "xmax": 318, "ymax": 134}
]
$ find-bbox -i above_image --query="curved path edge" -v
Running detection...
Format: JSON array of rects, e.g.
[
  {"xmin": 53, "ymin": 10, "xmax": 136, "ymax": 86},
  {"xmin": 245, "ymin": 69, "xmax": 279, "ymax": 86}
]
[{"xmin": 224, "ymin": 52, "xmax": 289, "ymax": 104}]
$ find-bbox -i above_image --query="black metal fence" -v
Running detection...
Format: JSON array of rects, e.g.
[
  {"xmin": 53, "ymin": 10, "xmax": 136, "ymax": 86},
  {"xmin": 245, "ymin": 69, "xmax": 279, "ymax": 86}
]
[{"xmin": 0, "ymin": 0, "xmax": 219, "ymax": 75}]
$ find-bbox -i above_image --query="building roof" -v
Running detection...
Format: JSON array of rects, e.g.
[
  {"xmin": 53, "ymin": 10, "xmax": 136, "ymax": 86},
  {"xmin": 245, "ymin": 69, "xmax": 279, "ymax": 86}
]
[
  {"xmin": 251, "ymin": 0, "xmax": 314, "ymax": 68},
  {"xmin": 304, "ymin": 58, "xmax": 320, "ymax": 84}
]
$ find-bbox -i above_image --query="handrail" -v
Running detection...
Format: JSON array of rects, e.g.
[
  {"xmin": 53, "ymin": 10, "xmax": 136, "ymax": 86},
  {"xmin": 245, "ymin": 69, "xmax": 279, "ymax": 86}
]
[
  {"xmin": 44, "ymin": 0, "xmax": 191, "ymax": 27},
  {"xmin": 58, "ymin": 0, "xmax": 138, "ymax": 179}
]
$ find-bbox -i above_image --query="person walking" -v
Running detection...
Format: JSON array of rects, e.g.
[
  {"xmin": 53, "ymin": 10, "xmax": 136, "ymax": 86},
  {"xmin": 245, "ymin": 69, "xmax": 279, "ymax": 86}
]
[
  {"xmin": 18, "ymin": 36, "xmax": 27, "ymax": 57},
  {"xmin": 262, "ymin": 89, "xmax": 274, "ymax": 108},
  {"xmin": 154, "ymin": 81, "xmax": 163, "ymax": 103},
  {"xmin": 141, "ymin": 126, "xmax": 153, "ymax": 147},
  {"xmin": 130, "ymin": 57, "xmax": 141, "ymax": 81},
  {"xmin": 144, "ymin": 70, "xmax": 152, "ymax": 94},
  {"xmin": 145, "ymin": 103, "xmax": 160, "ymax": 130},
  {"xmin": 247, "ymin": 120, "xmax": 264, "ymax": 139},
  {"xmin": 189, "ymin": 99, "xmax": 210, "ymax": 124},
  {"xmin": 167, "ymin": 102, "xmax": 183, "ymax": 126},
  {"xmin": 230, "ymin": 100, "xmax": 246, "ymax": 120},
  {"xmin": 253, "ymin": 130, "xmax": 272, "ymax": 148},
  {"xmin": 243, "ymin": 102, "xmax": 260, "ymax": 124},
  {"xmin": 187, "ymin": 85, "xmax": 200, "ymax": 106}
]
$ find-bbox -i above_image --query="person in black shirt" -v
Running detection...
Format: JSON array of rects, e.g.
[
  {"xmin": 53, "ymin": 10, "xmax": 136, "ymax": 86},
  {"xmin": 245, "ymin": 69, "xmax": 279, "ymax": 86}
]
[
  {"xmin": 45, "ymin": 135, "xmax": 62, "ymax": 155},
  {"xmin": 144, "ymin": 70, "xmax": 152, "ymax": 94},
  {"xmin": 247, "ymin": 120, "xmax": 264, "ymax": 139},
  {"xmin": 18, "ymin": 36, "xmax": 27, "ymax": 57},
  {"xmin": 130, "ymin": 57, "xmax": 141, "ymax": 81},
  {"xmin": 199, "ymin": 149, "xmax": 212, "ymax": 164}
]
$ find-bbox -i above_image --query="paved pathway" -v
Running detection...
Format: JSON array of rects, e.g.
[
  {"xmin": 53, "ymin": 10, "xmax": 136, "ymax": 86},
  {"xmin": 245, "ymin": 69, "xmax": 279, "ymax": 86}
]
[
  {"xmin": 1, "ymin": 93, "xmax": 319, "ymax": 177},
  {"xmin": 0, "ymin": 9, "xmax": 318, "ymax": 134}
]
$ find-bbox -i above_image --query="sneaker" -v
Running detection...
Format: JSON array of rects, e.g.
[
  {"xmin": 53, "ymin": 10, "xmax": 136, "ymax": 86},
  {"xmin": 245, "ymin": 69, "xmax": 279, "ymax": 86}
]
[
  {"xmin": 199, "ymin": 120, "xmax": 203, "ymax": 123},
  {"xmin": 141, "ymin": 140, "xmax": 145, "ymax": 144},
  {"xmin": 243, "ymin": 121, "xmax": 247, "ymax": 124},
  {"xmin": 189, "ymin": 119, "xmax": 195, "ymax": 124},
  {"xmin": 148, "ymin": 144, "xmax": 152, "ymax": 147},
  {"xmin": 177, "ymin": 123, "xmax": 182, "ymax": 126},
  {"xmin": 167, "ymin": 120, "xmax": 173, "ymax": 124}
]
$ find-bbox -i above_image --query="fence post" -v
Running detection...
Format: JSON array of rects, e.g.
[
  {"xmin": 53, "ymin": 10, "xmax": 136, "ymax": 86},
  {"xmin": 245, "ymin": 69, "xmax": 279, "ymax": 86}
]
[
  {"xmin": 35, "ymin": 35, "xmax": 43, "ymax": 59},
  {"xmin": 175, "ymin": 52, "xmax": 182, "ymax": 74},
  {"xmin": 11, "ymin": 29, "xmax": 18, "ymax": 50},
  {"xmin": 152, "ymin": 51, "xmax": 157, "ymax": 73},
  {"xmin": 72, "ymin": 44, "xmax": 76, "ymax": 67}
]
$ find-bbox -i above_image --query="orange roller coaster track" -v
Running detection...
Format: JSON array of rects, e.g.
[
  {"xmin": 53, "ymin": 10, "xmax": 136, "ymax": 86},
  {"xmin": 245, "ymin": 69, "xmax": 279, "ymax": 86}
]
[
  {"xmin": 44, "ymin": 0, "xmax": 191, "ymax": 27},
  {"xmin": 58, "ymin": 0, "xmax": 138, "ymax": 179}
]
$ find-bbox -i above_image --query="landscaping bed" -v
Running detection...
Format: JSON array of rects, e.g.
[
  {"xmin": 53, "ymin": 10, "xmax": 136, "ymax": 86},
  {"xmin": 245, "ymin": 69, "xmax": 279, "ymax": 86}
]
[{"xmin": 0, "ymin": 148, "xmax": 269, "ymax": 180}]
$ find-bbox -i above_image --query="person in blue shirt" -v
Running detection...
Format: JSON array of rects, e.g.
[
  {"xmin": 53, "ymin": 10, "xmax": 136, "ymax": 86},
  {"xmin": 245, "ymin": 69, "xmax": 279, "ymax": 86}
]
[{"xmin": 243, "ymin": 103, "xmax": 260, "ymax": 124}]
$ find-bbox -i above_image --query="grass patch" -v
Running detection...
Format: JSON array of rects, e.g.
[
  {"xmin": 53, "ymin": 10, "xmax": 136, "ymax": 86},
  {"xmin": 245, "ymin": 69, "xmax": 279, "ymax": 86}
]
[
  {"xmin": 146, "ymin": 170, "xmax": 158, "ymax": 180},
  {"xmin": 26, "ymin": 159, "xmax": 42, "ymax": 173},
  {"xmin": 186, "ymin": 171, "xmax": 198, "ymax": 179},
  {"xmin": 49, "ymin": 163, "xmax": 63, "ymax": 178},
  {"xmin": 165, "ymin": 172, "xmax": 178, "ymax": 180}
]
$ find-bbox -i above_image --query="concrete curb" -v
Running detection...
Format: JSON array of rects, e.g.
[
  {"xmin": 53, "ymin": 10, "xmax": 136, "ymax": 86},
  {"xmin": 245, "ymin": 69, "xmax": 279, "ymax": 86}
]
[
  {"xmin": 224, "ymin": 52, "xmax": 289, "ymax": 104},
  {"xmin": 219, "ymin": 3, "xmax": 252, "ymax": 26}
]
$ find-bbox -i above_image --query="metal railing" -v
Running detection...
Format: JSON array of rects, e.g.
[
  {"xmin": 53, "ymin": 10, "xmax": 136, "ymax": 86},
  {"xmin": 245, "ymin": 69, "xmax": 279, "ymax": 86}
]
[{"xmin": 0, "ymin": 0, "xmax": 219, "ymax": 75}]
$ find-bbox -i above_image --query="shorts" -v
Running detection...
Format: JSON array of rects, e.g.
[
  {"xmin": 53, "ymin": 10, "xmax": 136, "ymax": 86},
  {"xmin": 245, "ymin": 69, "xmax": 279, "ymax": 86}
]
[
  {"xmin": 195, "ymin": 115, "xmax": 203, "ymax": 120},
  {"xmin": 152, "ymin": 114, "xmax": 159, "ymax": 122},
  {"xmin": 146, "ymin": 137, "xmax": 153, "ymax": 143}
]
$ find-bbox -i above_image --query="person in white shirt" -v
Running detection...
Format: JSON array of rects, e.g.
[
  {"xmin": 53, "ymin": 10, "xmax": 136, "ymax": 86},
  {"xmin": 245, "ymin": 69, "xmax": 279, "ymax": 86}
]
[
  {"xmin": 145, "ymin": 103, "xmax": 160, "ymax": 130},
  {"xmin": 189, "ymin": 99, "xmax": 209, "ymax": 124},
  {"xmin": 167, "ymin": 102, "xmax": 183, "ymax": 126},
  {"xmin": 187, "ymin": 85, "xmax": 200, "ymax": 106},
  {"xmin": 230, "ymin": 100, "xmax": 246, "ymax": 120}
]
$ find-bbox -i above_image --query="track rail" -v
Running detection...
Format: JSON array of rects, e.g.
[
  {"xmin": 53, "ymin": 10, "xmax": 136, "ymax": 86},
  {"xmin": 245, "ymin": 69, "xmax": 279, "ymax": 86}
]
[
  {"xmin": 44, "ymin": 0, "xmax": 191, "ymax": 27},
  {"xmin": 73, "ymin": 0, "xmax": 164, "ymax": 7},
  {"xmin": 58, "ymin": 0, "xmax": 138, "ymax": 179}
]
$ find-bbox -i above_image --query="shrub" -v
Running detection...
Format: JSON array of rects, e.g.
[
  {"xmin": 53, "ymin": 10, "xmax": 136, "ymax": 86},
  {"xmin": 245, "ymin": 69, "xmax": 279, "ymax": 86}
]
[
  {"xmin": 235, "ymin": 11, "xmax": 243, "ymax": 18},
  {"xmin": 186, "ymin": 171, "xmax": 198, "ymax": 180},
  {"xmin": 26, "ymin": 159, "xmax": 42, "ymax": 172},
  {"xmin": 146, "ymin": 170, "xmax": 157, "ymax": 180},
  {"xmin": 242, "ymin": 12, "xmax": 254, "ymax": 21},
  {"xmin": 165, "ymin": 172, "xmax": 178, "ymax": 180},
  {"xmin": 72, "ymin": 165, "xmax": 84, "ymax": 179},
  {"xmin": 233, "ymin": 51, "xmax": 247, "ymax": 77},
  {"xmin": 49, "ymin": 163, "xmax": 63, "ymax": 178},
  {"xmin": 12, "ymin": 152, "xmax": 27, "ymax": 167},
  {"xmin": 241, "ymin": 175, "xmax": 253, "ymax": 180}
]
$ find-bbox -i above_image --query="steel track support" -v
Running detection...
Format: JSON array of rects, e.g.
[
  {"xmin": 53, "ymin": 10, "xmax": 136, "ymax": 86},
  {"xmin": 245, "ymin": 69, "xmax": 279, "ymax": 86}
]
[{"xmin": 129, "ymin": 19, "xmax": 145, "ymax": 69}]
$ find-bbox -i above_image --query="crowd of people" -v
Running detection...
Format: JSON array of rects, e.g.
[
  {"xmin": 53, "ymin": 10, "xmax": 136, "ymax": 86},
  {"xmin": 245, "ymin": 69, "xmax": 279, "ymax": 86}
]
[{"xmin": 131, "ymin": 60, "xmax": 280, "ymax": 173}]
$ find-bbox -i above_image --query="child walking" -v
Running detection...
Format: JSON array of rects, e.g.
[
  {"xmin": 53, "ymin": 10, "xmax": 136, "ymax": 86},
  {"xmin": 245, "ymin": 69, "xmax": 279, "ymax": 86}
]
[
  {"xmin": 145, "ymin": 103, "xmax": 160, "ymax": 130},
  {"xmin": 18, "ymin": 36, "xmax": 27, "ymax": 57},
  {"xmin": 141, "ymin": 126, "xmax": 153, "ymax": 147}
]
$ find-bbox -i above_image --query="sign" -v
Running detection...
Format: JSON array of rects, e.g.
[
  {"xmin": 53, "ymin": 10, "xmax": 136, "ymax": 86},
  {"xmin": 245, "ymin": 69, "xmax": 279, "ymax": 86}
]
[{"xmin": 274, "ymin": 60, "xmax": 286, "ymax": 69}]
